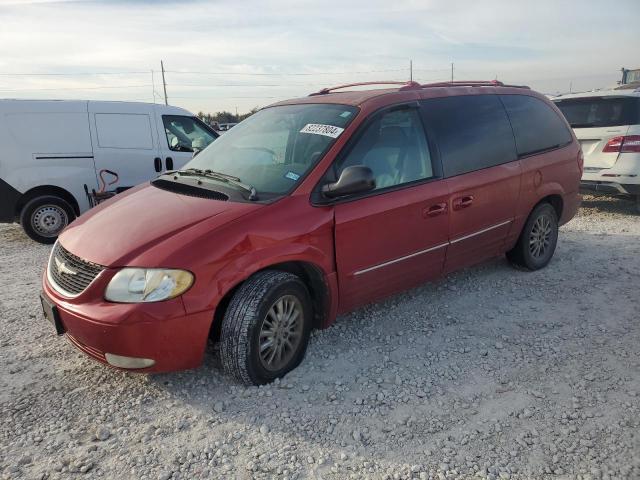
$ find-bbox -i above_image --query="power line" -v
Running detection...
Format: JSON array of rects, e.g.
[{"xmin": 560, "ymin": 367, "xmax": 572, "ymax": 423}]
[
  {"xmin": 164, "ymin": 68, "xmax": 408, "ymax": 76},
  {"xmin": 0, "ymin": 84, "xmax": 152, "ymax": 92},
  {"xmin": 0, "ymin": 72, "xmax": 149, "ymax": 76}
]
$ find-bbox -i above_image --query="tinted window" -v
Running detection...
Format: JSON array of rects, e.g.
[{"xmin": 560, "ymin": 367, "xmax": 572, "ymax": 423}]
[
  {"xmin": 334, "ymin": 107, "xmax": 434, "ymax": 190},
  {"xmin": 421, "ymin": 95, "xmax": 516, "ymax": 177},
  {"xmin": 553, "ymin": 96, "xmax": 640, "ymax": 128},
  {"xmin": 501, "ymin": 95, "xmax": 573, "ymax": 157}
]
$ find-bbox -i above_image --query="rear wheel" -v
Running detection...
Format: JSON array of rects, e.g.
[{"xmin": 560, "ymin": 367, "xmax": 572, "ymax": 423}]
[
  {"xmin": 20, "ymin": 195, "xmax": 76, "ymax": 244},
  {"xmin": 220, "ymin": 271, "xmax": 312, "ymax": 385},
  {"xmin": 507, "ymin": 202, "xmax": 558, "ymax": 271}
]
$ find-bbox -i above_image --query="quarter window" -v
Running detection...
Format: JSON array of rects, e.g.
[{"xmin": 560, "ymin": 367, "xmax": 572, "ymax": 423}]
[
  {"xmin": 163, "ymin": 115, "xmax": 218, "ymax": 152},
  {"xmin": 421, "ymin": 95, "xmax": 516, "ymax": 177},
  {"xmin": 501, "ymin": 94, "xmax": 573, "ymax": 157},
  {"xmin": 334, "ymin": 108, "xmax": 434, "ymax": 190}
]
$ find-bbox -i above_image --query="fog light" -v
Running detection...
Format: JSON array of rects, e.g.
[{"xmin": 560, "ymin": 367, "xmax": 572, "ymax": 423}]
[{"xmin": 105, "ymin": 353, "xmax": 155, "ymax": 369}]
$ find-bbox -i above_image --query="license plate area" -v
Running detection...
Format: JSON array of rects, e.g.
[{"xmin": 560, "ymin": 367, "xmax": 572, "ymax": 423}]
[{"xmin": 40, "ymin": 293, "xmax": 65, "ymax": 335}]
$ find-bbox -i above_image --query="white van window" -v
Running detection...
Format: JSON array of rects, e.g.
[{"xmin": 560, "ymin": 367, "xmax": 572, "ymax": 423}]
[
  {"xmin": 6, "ymin": 112, "xmax": 92, "ymax": 153},
  {"xmin": 95, "ymin": 113, "xmax": 153, "ymax": 149},
  {"xmin": 162, "ymin": 115, "xmax": 217, "ymax": 152}
]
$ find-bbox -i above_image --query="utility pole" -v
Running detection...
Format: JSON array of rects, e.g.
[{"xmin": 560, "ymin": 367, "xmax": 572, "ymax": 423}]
[
  {"xmin": 451, "ymin": 62, "xmax": 454, "ymax": 82},
  {"xmin": 409, "ymin": 60, "xmax": 413, "ymax": 82},
  {"xmin": 151, "ymin": 69, "xmax": 156, "ymax": 104},
  {"xmin": 160, "ymin": 60, "xmax": 168, "ymax": 105}
]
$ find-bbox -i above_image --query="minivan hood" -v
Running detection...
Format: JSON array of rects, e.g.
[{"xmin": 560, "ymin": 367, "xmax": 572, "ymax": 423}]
[{"xmin": 59, "ymin": 183, "xmax": 262, "ymax": 266}]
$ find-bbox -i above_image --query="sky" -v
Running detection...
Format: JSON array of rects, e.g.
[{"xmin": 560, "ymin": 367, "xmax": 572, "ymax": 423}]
[{"xmin": 0, "ymin": 0, "xmax": 638, "ymax": 114}]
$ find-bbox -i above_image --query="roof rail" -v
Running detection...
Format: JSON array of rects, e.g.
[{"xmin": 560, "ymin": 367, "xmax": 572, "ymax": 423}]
[
  {"xmin": 309, "ymin": 79, "xmax": 530, "ymax": 96},
  {"xmin": 309, "ymin": 81, "xmax": 421, "ymax": 96},
  {"xmin": 419, "ymin": 80, "xmax": 530, "ymax": 89}
]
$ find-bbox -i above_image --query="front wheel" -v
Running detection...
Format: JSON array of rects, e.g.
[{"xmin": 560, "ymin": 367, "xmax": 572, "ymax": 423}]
[
  {"xmin": 20, "ymin": 195, "xmax": 76, "ymax": 244},
  {"xmin": 220, "ymin": 271, "xmax": 312, "ymax": 385},
  {"xmin": 507, "ymin": 202, "xmax": 558, "ymax": 271}
]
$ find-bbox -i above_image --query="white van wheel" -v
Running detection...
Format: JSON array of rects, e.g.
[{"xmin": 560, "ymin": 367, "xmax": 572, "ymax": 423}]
[{"xmin": 20, "ymin": 196, "xmax": 76, "ymax": 244}]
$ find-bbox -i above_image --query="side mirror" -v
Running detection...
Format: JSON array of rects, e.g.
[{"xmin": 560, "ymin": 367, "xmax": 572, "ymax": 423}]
[
  {"xmin": 322, "ymin": 165, "xmax": 375, "ymax": 198},
  {"xmin": 192, "ymin": 148, "xmax": 201, "ymax": 158}
]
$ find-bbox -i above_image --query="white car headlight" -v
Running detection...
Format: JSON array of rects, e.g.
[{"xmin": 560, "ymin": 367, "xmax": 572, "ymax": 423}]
[{"xmin": 105, "ymin": 268, "xmax": 194, "ymax": 303}]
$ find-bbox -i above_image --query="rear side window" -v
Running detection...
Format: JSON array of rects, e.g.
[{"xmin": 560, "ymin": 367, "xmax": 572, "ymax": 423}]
[
  {"xmin": 553, "ymin": 96, "xmax": 640, "ymax": 128},
  {"xmin": 95, "ymin": 113, "xmax": 153, "ymax": 149},
  {"xmin": 500, "ymin": 95, "xmax": 572, "ymax": 157},
  {"xmin": 421, "ymin": 95, "xmax": 516, "ymax": 177}
]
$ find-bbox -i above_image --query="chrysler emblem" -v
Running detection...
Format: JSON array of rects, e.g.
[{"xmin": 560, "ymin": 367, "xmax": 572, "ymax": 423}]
[{"xmin": 54, "ymin": 257, "xmax": 78, "ymax": 276}]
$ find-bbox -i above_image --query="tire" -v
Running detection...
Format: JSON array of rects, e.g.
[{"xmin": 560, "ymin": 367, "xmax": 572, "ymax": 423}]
[
  {"xmin": 506, "ymin": 202, "xmax": 559, "ymax": 271},
  {"xmin": 220, "ymin": 270, "xmax": 312, "ymax": 385},
  {"xmin": 19, "ymin": 195, "xmax": 76, "ymax": 244}
]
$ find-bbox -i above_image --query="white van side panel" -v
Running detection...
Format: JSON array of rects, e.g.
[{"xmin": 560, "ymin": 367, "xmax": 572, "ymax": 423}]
[
  {"xmin": 6, "ymin": 112, "xmax": 93, "ymax": 153},
  {"xmin": 0, "ymin": 100, "xmax": 98, "ymax": 215}
]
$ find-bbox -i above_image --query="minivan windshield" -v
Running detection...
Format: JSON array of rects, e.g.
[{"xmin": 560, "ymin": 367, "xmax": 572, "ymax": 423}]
[
  {"xmin": 554, "ymin": 96, "xmax": 640, "ymax": 128},
  {"xmin": 184, "ymin": 103, "xmax": 358, "ymax": 196}
]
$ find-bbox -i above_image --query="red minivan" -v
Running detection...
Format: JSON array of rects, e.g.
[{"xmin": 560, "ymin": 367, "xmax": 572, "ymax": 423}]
[{"xmin": 40, "ymin": 80, "xmax": 582, "ymax": 385}]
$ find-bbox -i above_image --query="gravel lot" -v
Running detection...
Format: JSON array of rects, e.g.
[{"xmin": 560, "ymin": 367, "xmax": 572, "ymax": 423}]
[{"xmin": 1, "ymin": 195, "xmax": 639, "ymax": 480}]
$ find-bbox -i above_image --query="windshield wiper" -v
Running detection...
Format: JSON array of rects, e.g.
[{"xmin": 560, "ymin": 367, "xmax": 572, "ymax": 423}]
[{"xmin": 166, "ymin": 168, "xmax": 258, "ymax": 200}]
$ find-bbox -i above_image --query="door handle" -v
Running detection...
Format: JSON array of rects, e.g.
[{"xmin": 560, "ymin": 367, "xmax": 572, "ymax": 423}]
[
  {"xmin": 165, "ymin": 157, "xmax": 174, "ymax": 170},
  {"xmin": 423, "ymin": 202, "xmax": 448, "ymax": 218},
  {"xmin": 153, "ymin": 157, "xmax": 162, "ymax": 172},
  {"xmin": 453, "ymin": 195, "xmax": 474, "ymax": 210}
]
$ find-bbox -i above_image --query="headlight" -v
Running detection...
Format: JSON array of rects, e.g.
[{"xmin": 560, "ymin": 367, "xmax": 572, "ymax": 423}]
[{"xmin": 105, "ymin": 268, "xmax": 194, "ymax": 303}]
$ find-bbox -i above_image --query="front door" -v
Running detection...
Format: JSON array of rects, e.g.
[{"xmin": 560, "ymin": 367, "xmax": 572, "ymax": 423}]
[
  {"xmin": 156, "ymin": 112, "xmax": 219, "ymax": 172},
  {"xmin": 88, "ymin": 102, "xmax": 161, "ymax": 190},
  {"xmin": 329, "ymin": 105, "xmax": 450, "ymax": 312}
]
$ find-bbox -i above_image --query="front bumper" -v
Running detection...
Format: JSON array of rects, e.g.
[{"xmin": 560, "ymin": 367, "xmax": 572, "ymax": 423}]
[{"xmin": 42, "ymin": 272, "xmax": 214, "ymax": 373}]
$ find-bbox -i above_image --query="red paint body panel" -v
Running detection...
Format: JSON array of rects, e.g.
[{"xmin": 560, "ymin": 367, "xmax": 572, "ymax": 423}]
[
  {"xmin": 444, "ymin": 161, "xmax": 521, "ymax": 273},
  {"xmin": 41, "ymin": 84, "xmax": 582, "ymax": 373},
  {"xmin": 334, "ymin": 180, "xmax": 449, "ymax": 312}
]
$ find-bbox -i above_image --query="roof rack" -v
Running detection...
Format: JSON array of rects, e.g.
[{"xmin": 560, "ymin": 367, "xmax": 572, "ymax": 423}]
[
  {"xmin": 309, "ymin": 81, "xmax": 421, "ymax": 96},
  {"xmin": 309, "ymin": 79, "xmax": 529, "ymax": 96}
]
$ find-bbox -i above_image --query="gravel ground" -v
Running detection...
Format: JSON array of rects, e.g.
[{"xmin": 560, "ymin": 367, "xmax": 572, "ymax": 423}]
[{"xmin": 1, "ymin": 195, "xmax": 639, "ymax": 480}]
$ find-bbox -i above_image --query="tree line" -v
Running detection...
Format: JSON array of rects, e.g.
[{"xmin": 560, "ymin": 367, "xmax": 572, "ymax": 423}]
[{"xmin": 196, "ymin": 108, "xmax": 259, "ymax": 127}]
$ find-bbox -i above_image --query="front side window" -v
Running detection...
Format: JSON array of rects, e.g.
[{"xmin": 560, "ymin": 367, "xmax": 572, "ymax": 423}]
[
  {"xmin": 163, "ymin": 115, "xmax": 218, "ymax": 152},
  {"xmin": 185, "ymin": 104, "xmax": 358, "ymax": 196},
  {"xmin": 421, "ymin": 95, "xmax": 516, "ymax": 177},
  {"xmin": 553, "ymin": 96, "xmax": 640, "ymax": 129},
  {"xmin": 501, "ymin": 95, "xmax": 573, "ymax": 157},
  {"xmin": 333, "ymin": 107, "xmax": 434, "ymax": 190}
]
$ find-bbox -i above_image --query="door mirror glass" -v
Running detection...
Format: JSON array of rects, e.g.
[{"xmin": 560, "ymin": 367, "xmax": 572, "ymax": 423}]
[{"xmin": 322, "ymin": 165, "xmax": 375, "ymax": 198}]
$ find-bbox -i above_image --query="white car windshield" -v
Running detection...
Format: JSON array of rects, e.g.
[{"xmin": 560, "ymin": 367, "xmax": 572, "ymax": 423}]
[{"xmin": 184, "ymin": 103, "xmax": 358, "ymax": 196}]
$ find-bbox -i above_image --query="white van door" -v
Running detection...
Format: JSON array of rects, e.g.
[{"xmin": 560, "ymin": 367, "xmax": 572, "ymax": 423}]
[
  {"xmin": 88, "ymin": 102, "xmax": 161, "ymax": 190},
  {"xmin": 155, "ymin": 109, "xmax": 218, "ymax": 171}
]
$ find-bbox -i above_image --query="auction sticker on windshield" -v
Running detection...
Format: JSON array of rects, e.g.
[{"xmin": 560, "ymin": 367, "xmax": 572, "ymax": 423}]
[{"xmin": 300, "ymin": 123, "xmax": 345, "ymax": 138}]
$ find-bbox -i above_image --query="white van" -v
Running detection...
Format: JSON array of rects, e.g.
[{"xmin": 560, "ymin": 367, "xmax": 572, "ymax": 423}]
[{"xmin": 0, "ymin": 100, "xmax": 218, "ymax": 242}]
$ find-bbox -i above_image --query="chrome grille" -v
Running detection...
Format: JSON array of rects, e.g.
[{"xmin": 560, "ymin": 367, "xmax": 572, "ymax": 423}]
[{"xmin": 48, "ymin": 242, "xmax": 104, "ymax": 296}]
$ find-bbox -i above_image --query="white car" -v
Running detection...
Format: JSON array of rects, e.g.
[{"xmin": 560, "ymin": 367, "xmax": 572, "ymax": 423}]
[
  {"xmin": 0, "ymin": 100, "xmax": 218, "ymax": 243},
  {"xmin": 553, "ymin": 88, "xmax": 640, "ymax": 212}
]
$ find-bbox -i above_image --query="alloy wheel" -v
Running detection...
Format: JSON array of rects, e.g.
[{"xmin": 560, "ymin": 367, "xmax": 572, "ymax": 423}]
[
  {"xmin": 259, "ymin": 294, "xmax": 304, "ymax": 372},
  {"xmin": 529, "ymin": 214, "xmax": 552, "ymax": 258}
]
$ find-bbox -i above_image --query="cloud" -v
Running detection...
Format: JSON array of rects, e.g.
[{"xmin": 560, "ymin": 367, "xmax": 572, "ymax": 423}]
[{"xmin": 0, "ymin": 0, "xmax": 637, "ymax": 112}]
